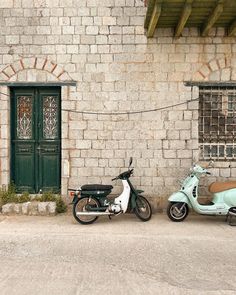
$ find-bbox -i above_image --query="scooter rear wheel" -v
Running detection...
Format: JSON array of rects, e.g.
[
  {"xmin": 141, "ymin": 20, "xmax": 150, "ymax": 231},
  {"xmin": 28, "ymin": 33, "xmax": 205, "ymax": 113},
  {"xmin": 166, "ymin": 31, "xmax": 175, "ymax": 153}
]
[
  {"xmin": 73, "ymin": 196, "xmax": 100, "ymax": 225},
  {"xmin": 167, "ymin": 202, "xmax": 189, "ymax": 222}
]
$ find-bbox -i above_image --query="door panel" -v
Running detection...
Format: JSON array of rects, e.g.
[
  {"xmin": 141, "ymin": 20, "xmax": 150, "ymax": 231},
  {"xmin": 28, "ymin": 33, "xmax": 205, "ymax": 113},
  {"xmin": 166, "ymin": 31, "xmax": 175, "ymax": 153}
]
[
  {"xmin": 14, "ymin": 142, "xmax": 35, "ymax": 192},
  {"xmin": 38, "ymin": 89, "xmax": 61, "ymax": 192},
  {"xmin": 11, "ymin": 87, "xmax": 61, "ymax": 193},
  {"xmin": 39, "ymin": 145, "xmax": 61, "ymax": 192}
]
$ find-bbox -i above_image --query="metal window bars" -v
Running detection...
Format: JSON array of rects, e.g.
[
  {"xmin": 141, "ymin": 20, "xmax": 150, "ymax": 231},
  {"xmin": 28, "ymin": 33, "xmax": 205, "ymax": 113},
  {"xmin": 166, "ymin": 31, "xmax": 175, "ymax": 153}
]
[{"xmin": 199, "ymin": 86, "xmax": 236, "ymax": 161}]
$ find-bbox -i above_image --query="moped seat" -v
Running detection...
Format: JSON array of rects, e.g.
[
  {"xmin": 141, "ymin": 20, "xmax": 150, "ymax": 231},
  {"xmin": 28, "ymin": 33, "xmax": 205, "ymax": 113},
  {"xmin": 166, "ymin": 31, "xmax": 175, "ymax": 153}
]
[
  {"xmin": 81, "ymin": 184, "xmax": 113, "ymax": 191},
  {"xmin": 209, "ymin": 181, "xmax": 236, "ymax": 193}
]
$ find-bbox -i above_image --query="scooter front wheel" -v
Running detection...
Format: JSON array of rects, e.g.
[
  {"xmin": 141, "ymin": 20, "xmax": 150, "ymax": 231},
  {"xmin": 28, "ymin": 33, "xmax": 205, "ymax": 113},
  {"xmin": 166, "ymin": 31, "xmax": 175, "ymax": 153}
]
[
  {"xmin": 134, "ymin": 195, "xmax": 152, "ymax": 221},
  {"xmin": 167, "ymin": 202, "xmax": 189, "ymax": 222},
  {"xmin": 73, "ymin": 197, "xmax": 100, "ymax": 225}
]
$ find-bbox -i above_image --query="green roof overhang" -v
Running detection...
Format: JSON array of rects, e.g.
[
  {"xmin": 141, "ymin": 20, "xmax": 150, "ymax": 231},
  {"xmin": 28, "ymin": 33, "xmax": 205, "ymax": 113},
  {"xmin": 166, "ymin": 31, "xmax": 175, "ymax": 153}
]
[{"xmin": 144, "ymin": 0, "xmax": 236, "ymax": 38}]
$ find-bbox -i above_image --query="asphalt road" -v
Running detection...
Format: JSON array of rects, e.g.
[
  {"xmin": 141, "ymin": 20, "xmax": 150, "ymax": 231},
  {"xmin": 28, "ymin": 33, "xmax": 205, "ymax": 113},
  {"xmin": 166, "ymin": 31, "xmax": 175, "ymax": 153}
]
[{"xmin": 0, "ymin": 213, "xmax": 235, "ymax": 295}]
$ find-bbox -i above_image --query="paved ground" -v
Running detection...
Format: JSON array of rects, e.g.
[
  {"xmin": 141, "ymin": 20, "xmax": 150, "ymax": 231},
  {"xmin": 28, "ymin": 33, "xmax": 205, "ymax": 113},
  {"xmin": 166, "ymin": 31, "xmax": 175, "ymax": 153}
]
[{"xmin": 0, "ymin": 212, "xmax": 236, "ymax": 295}]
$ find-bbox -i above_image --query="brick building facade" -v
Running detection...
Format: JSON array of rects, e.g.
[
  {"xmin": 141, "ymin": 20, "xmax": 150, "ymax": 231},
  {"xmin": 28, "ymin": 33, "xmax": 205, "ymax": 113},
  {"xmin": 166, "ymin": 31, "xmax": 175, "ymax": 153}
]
[{"xmin": 0, "ymin": 0, "xmax": 236, "ymax": 208}]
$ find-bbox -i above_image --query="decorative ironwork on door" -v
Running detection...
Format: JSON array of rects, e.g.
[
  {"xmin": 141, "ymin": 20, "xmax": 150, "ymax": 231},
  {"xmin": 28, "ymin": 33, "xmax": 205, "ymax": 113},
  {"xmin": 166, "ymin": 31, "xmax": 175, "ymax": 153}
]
[
  {"xmin": 43, "ymin": 96, "xmax": 58, "ymax": 139},
  {"xmin": 17, "ymin": 96, "xmax": 33, "ymax": 139}
]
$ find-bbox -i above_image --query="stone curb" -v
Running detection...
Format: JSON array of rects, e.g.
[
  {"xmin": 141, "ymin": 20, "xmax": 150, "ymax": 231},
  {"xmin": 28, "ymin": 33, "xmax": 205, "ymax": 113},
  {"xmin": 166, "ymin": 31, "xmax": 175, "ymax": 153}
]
[{"xmin": 1, "ymin": 201, "xmax": 56, "ymax": 216}]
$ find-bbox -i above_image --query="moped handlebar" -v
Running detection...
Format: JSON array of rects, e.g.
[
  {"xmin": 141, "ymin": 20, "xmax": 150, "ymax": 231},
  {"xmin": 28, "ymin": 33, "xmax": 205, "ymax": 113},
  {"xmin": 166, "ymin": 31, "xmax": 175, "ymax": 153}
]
[
  {"xmin": 112, "ymin": 169, "xmax": 134, "ymax": 181},
  {"xmin": 206, "ymin": 172, "xmax": 211, "ymax": 175}
]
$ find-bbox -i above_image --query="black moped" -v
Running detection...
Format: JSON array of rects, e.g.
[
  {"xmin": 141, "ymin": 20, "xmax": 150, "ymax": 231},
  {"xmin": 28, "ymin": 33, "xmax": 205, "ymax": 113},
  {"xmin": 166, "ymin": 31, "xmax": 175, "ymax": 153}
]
[{"xmin": 69, "ymin": 158, "xmax": 152, "ymax": 224}]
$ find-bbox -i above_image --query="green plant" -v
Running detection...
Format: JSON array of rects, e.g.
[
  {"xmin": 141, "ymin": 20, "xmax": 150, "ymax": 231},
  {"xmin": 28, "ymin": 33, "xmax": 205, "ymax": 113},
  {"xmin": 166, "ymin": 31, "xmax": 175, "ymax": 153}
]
[
  {"xmin": 56, "ymin": 197, "xmax": 67, "ymax": 213},
  {"xmin": 18, "ymin": 192, "xmax": 31, "ymax": 203},
  {"xmin": 0, "ymin": 186, "xmax": 67, "ymax": 214},
  {"xmin": 0, "ymin": 183, "xmax": 18, "ymax": 205},
  {"xmin": 0, "ymin": 190, "xmax": 3, "ymax": 209},
  {"xmin": 39, "ymin": 191, "xmax": 57, "ymax": 202},
  {"xmin": 37, "ymin": 192, "xmax": 67, "ymax": 213}
]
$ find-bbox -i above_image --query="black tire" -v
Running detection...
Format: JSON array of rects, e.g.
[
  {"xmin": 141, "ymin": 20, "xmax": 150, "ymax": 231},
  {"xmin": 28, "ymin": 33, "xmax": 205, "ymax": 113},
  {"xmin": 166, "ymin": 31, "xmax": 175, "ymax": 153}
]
[
  {"xmin": 73, "ymin": 197, "xmax": 100, "ymax": 225},
  {"xmin": 167, "ymin": 202, "xmax": 189, "ymax": 222},
  {"xmin": 134, "ymin": 195, "xmax": 152, "ymax": 222}
]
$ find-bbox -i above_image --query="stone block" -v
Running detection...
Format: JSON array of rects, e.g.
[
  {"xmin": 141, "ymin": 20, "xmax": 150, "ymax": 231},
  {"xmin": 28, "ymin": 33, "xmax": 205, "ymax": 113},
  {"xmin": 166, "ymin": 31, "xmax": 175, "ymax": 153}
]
[
  {"xmin": 163, "ymin": 150, "xmax": 177, "ymax": 159},
  {"xmin": 177, "ymin": 150, "xmax": 192, "ymax": 159},
  {"xmin": 0, "ymin": 0, "xmax": 13, "ymax": 8},
  {"xmin": 218, "ymin": 58, "xmax": 226, "ymax": 69},
  {"xmin": 76, "ymin": 140, "xmax": 91, "ymax": 149},
  {"xmin": 28, "ymin": 202, "xmax": 39, "ymax": 216},
  {"xmin": 44, "ymin": 60, "xmax": 56, "ymax": 72},
  {"xmin": 63, "ymin": 160, "xmax": 70, "ymax": 177},
  {"xmin": 86, "ymin": 26, "xmax": 99, "ymax": 35},
  {"xmin": 209, "ymin": 59, "xmax": 219, "ymax": 72},
  {"xmin": 2, "ymin": 66, "xmax": 15, "ymax": 78},
  {"xmin": 103, "ymin": 17, "xmax": 116, "ymax": 25},
  {"xmin": 221, "ymin": 68, "xmax": 231, "ymax": 81},
  {"xmin": 22, "ymin": 202, "xmax": 30, "ymax": 215},
  {"xmin": 58, "ymin": 72, "xmax": 71, "ymax": 81},
  {"xmin": 62, "ymin": 26, "xmax": 74, "ymax": 35},
  {"xmin": 13, "ymin": 203, "xmax": 22, "ymax": 214},
  {"xmin": 0, "ymin": 73, "xmax": 8, "ymax": 81},
  {"xmin": 38, "ymin": 202, "xmax": 48, "ymax": 216},
  {"xmin": 175, "ymin": 121, "xmax": 191, "ymax": 130},
  {"xmin": 220, "ymin": 169, "xmax": 230, "ymax": 178},
  {"xmin": 37, "ymin": 26, "xmax": 51, "ymax": 35},
  {"xmin": 47, "ymin": 202, "xmax": 56, "ymax": 215},
  {"xmin": 2, "ymin": 203, "xmax": 14, "ymax": 214},
  {"xmin": 115, "ymin": 0, "xmax": 125, "ymax": 6},
  {"xmin": 12, "ymin": 60, "xmax": 24, "ymax": 73},
  {"xmin": 22, "ymin": 57, "xmax": 36, "ymax": 69}
]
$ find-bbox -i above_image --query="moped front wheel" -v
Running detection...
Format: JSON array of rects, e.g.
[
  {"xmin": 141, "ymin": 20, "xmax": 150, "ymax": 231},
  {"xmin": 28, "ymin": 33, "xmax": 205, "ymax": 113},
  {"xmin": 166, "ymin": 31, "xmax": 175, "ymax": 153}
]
[
  {"xmin": 167, "ymin": 202, "xmax": 189, "ymax": 222},
  {"xmin": 73, "ymin": 197, "xmax": 100, "ymax": 225},
  {"xmin": 134, "ymin": 195, "xmax": 152, "ymax": 222}
]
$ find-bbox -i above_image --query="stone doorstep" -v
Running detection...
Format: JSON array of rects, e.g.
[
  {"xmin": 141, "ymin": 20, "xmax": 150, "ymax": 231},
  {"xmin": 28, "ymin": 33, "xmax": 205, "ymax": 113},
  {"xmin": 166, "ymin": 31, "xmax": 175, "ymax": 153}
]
[{"xmin": 1, "ymin": 201, "xmax": 56, "ymax": 216}]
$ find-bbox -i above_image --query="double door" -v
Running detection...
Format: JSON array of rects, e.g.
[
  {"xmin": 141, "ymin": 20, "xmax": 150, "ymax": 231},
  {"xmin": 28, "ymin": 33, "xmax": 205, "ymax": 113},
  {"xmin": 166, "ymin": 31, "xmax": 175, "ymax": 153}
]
[{"xmin": 11, "ymin": 87, "xmax": 61, "ymax": 193}]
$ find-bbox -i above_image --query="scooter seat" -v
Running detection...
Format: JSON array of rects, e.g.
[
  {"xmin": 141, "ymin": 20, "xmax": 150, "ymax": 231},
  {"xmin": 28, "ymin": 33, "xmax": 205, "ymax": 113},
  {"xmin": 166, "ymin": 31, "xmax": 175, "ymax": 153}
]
[
  {"xmin": 209, "ymin": 181, "xmax": 236, "ymax": 193},
  {"xmin": 81, "ymin": 184, "xmax": 113, "ymax": 191}
]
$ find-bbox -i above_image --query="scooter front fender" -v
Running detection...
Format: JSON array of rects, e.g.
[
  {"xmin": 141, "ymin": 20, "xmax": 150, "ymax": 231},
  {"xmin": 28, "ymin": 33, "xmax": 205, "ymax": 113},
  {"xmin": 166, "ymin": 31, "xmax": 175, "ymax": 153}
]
[{"xmin": 168, "ymin": 191, "xmax": 192, "ymax": 208}]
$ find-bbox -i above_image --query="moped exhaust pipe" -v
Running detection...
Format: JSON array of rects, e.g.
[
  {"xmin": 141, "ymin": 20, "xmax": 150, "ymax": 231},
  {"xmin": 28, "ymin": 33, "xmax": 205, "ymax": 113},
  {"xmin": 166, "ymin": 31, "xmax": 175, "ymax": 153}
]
[{"xmin": 76, "ymin": 212, "xmax": 114, "ymax": 216}]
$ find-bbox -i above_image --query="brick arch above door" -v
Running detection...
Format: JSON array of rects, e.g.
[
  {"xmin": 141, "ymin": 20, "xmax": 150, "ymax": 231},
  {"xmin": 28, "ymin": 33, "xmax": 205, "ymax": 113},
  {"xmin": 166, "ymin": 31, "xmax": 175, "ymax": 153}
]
[
  {"xmin": 0, "ymin": 57, "xmax": 73, "ymax": 82},
  {"xmin": 192, "ymin": 55, "xmax": 236, "ymax": 82}
]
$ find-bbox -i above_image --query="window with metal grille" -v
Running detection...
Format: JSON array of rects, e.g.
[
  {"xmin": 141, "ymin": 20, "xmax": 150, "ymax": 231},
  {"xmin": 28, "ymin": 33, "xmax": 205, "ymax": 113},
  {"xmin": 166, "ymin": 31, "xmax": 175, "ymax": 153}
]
[{"xmin": 199, "ymin": 86, "xmax": 236, "ymax": 161}]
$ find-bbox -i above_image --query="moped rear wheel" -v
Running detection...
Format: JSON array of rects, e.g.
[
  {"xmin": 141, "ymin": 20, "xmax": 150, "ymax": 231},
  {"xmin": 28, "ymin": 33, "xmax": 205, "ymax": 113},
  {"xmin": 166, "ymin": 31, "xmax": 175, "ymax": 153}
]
[
  {"xmin": 73, "ymin": 197, "xmax": 100, "ymax": 225},
  {"xmin": 167, "ymin": 202, "xmax": 189, "ymax": 222},
  {"xmin": 134, "ymin": 195, "xmax": 152, "ymax": 221}
]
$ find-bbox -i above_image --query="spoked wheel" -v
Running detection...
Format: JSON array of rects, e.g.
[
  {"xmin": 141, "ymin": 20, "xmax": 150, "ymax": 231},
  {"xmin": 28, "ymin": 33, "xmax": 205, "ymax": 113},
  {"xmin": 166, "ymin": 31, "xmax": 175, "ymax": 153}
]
[
  {"xmin": 134, "ymin": 195, "xmax": 152, "ymax": 222},
  {"xmin": 167, "ymin": 202, "xmax": 189, "ymax": 222},
  {"xmin": 73, "ymin": 197, "xmax": 100, "ymax": 225}
]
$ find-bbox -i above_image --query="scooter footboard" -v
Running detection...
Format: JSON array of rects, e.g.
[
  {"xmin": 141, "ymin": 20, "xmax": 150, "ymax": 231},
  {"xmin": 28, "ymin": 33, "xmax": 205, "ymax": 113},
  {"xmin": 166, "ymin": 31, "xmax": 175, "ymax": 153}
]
[{"xmin": 168, "ymin": 192, "xmax": 192, "ymax": 208}]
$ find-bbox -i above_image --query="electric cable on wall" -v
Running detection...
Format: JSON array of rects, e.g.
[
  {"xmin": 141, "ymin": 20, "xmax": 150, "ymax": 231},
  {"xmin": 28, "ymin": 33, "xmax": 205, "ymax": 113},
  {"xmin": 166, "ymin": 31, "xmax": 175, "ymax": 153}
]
[{"xmin": 0, "ymin": 91, "xmax": 199, "ymax": 116}]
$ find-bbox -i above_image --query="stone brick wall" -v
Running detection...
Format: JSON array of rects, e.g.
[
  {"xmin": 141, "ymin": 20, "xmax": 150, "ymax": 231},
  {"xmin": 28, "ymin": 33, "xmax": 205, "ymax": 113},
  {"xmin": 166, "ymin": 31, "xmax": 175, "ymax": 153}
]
[{"xmin": 1, "ymin": 0, "xmax": 236, "ymax": 207}]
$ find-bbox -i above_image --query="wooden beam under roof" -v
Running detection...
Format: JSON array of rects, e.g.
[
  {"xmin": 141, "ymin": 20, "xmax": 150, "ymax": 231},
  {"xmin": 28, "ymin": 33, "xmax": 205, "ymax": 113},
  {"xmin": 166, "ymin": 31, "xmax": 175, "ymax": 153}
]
[
  {"xmin": 144, "ymin": 0, "xmax": 156, "ymax": 29},
  {"xmin": 201, "ymin": 0, "xmax": 225, "ymax": 37},
  {"xmin": 147, "ymin": 0, "xmax": 163, "ymax": 38},
  {"xmin": 228, "ymin": 19, "xmax": 236, "ymax": 36},
  {"xmin": 175, "ymin": 0, "xmax": 193, "ymax": 38}
]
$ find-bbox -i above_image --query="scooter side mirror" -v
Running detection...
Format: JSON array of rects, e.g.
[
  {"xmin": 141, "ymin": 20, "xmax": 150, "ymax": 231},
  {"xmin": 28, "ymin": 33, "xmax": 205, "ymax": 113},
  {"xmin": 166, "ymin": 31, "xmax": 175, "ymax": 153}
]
[
  {"xmin": 129, "ymin": 157, "xmax": 133, "ymax": 168},
  {"xmin": 208, "ymin": 160, "xmax": 214, "ymax": 168}
]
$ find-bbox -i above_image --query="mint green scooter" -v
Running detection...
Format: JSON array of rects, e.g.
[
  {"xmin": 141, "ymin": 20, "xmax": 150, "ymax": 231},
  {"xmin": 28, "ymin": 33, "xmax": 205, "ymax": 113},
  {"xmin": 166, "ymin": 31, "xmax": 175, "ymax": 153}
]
[{"xmin": 167, "ymin": 163, "xmax": 236, "ymax": 222}]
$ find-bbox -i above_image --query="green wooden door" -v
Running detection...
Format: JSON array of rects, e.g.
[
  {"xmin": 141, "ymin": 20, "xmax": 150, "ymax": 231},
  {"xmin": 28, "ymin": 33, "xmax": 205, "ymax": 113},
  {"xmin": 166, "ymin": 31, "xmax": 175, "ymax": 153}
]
[{"xmin": 11, "ymin": 87, "xmax": 61, "ymax": 193}]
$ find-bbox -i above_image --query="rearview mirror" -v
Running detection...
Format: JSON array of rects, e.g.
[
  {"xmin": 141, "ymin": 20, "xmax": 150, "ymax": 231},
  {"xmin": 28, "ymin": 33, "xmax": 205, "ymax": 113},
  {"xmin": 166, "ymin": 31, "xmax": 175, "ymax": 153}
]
[
  {"xmin": 129, "ymin": 157, "xmax": 133, "ymax": 167},
  {"xmin": 208, "ymin": 160, "xmax": 214, "ymax": 168}
]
